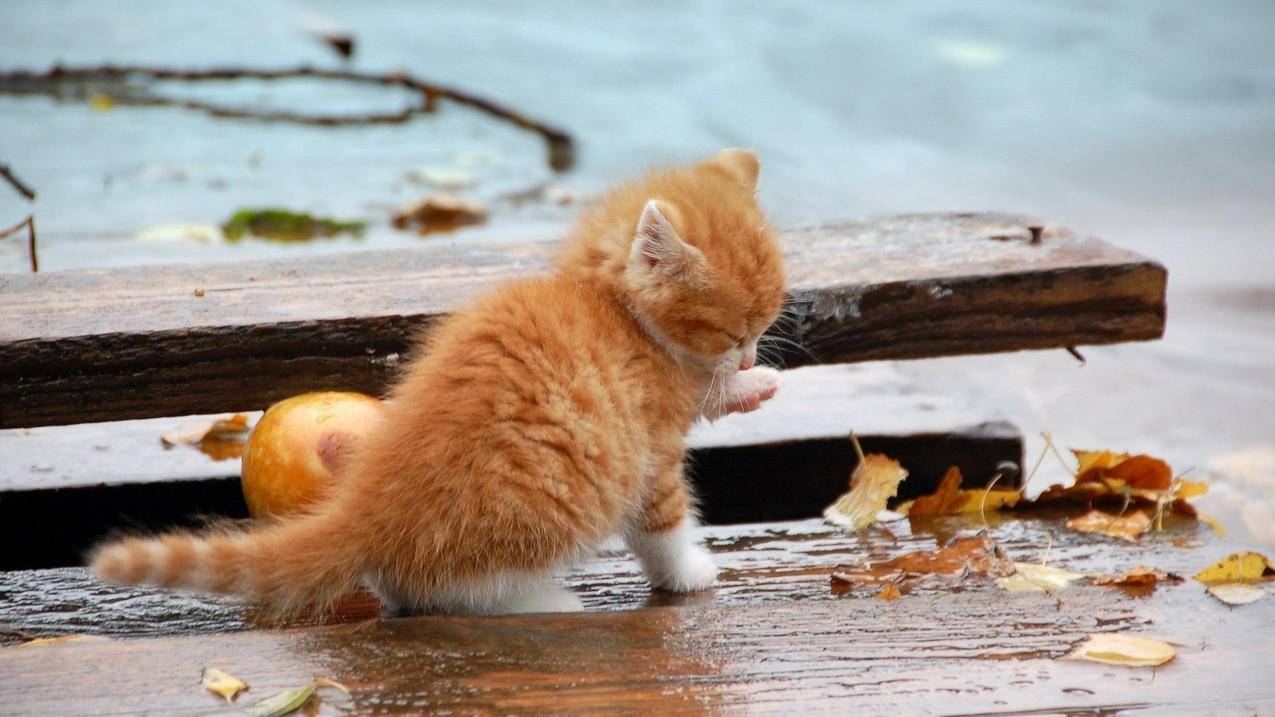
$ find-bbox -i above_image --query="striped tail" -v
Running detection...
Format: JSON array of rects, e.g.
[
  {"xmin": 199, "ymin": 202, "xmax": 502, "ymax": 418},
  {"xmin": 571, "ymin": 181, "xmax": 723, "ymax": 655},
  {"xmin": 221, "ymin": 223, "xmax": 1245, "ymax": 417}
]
[{"xmin": 89, "ymin": 507, "xmax": 363, "ymax": 619}]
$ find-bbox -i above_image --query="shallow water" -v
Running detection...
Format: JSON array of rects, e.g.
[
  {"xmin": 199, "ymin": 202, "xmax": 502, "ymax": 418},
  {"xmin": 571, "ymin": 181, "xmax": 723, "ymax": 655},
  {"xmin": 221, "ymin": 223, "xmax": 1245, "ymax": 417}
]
[{"xmin": 1, "ymin": 1, "xmax": 1273, "ymax": 544}]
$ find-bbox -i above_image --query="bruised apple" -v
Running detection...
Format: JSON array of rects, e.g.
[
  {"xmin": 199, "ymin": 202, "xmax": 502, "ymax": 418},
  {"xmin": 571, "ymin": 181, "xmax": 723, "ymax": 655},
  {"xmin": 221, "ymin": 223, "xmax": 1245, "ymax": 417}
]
[{"xmin": 241, "ymin": 391, "xmax": 386, "ymax": 520}]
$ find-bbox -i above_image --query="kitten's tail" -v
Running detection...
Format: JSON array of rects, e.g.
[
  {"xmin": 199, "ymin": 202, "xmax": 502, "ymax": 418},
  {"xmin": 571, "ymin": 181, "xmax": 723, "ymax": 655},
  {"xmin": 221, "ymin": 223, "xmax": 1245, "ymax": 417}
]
[{"xmin": 89, "ymin": 507, "xmax": 363, "ymax": 618}]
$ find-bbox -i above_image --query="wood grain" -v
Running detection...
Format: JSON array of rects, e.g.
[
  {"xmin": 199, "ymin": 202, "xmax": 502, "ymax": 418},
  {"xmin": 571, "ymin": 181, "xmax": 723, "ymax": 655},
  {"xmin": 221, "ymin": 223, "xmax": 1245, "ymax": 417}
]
[
  {"xmin": 2, "ymin": 515, "xmax": 1270, "ymax": 715},
  {"xmin": 0, "ymin": 213, "xmax": 1166, "ymax": 428}
]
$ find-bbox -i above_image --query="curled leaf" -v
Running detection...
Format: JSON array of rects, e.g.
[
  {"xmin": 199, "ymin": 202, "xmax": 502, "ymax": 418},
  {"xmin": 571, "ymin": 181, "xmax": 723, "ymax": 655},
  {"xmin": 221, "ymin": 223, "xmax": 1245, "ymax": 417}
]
[
  {"xmin": 823, "ymin": 452, "xmax": 908, "ymax": 532},
  {"xmin": 873, "ymin": 584, "xmax": 902, "ymax": 601},
  {"xmin": 245, "ymin": 683, "xmax": 317, "ymax": 717},
  {"xmin": 1205, "ymin": 583, "xmax": 1267, "ymax": 606},
  {"xmin": 244, "ymin": 677, "xmax": 350, "ymax": 716},
  {"xmin": 1066, "ymin": 509, "xmax": 1151, "ymax": 542},
  {"xmin": 1066, "ymin": 633, "xmax": 1175, "ymax": 667},
  {"xmin": 997, "ymin": 562, "xmax": 1087, "ymax": 592},
  {"xmin": 897, "ymin": 466, "xmax": 1020, "ymax": 516},
  {"xmin": 202, "ymin": 667, "xmax": 248, "ymax": 703},
  {"xmin": 1193, "ymin": 551, "xmax": 1275, "ymax": 584},
  {"xmin": 161, "ymin": 414, "xmax": 251, "ymax": 461}
]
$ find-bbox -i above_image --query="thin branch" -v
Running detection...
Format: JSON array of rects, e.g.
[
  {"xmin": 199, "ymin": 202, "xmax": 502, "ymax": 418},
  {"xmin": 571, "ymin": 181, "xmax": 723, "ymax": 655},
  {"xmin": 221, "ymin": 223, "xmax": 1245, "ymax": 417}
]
[
  {"xmin": 0, "ymin": 164, "xmax": 36, "ymax": 201},
  {"xmin": 0, "ymin": 215, "xmax": 38, "ymax": 272},
  {"xmin": 0, "ymin": 64, "xmax": 575, "ymax": 172}
]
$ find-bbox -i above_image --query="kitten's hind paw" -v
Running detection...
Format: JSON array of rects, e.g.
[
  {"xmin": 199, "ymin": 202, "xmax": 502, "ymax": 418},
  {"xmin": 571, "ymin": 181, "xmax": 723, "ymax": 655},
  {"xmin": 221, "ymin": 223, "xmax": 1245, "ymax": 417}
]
[{"xmin": 653, "ymin": 544, "xmax": 719, "ymax": 593}]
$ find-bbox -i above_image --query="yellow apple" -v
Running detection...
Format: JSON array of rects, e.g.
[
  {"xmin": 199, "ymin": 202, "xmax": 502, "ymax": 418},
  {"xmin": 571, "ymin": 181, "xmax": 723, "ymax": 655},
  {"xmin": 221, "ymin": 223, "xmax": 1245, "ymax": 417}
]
[{"xmin": 240, "ymin": 391, "xmax": 386, "ymax": 520}]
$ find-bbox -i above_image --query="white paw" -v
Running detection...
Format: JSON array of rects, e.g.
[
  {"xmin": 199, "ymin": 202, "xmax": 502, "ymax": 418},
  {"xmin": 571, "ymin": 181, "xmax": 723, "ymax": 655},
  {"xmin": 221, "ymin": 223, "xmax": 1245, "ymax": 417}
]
[
  {"xmin": 722, "ymin": 366, "xmax": 780, "ymax": 415},
  {"xmin": 653, "ymin": 544, "xmax": 718, "ymax": 593},
  {"xmin": 627, "ymin": 522, "xmax": 719, "ymax": 593}
]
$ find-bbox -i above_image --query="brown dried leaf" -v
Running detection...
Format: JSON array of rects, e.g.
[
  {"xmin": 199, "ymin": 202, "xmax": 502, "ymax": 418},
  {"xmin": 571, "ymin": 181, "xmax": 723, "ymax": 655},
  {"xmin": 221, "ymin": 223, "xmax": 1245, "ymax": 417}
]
[
  {"xmin": 1066, "ymin": 509, "xmax": 1152, "ymax": 542},
  {"xmin": 391, "ymin": 193, "xmax": 488, "ymax": 235},
  {"xmin": 823, "ymin": 454, "xmax": 908, "ymax": 532},
  {"xmin": 1092, "ymin": 565, "xmax": 1182, "ymax": 589},
  {"xmin": 161, "ymin": 414, "xmax": 251, "ymax": 461},
  {"xmin": 874, "ymin": 584, "xmax": 902, "ymax": 601},
  {"xmin": 832, "ymin": 533, "xmax": 1014, "ymax": 585}
]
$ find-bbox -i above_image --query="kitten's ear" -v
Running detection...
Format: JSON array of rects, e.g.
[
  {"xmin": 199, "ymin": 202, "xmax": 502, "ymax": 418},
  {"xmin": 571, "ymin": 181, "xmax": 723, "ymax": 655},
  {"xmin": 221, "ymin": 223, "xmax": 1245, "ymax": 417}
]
[
  {"xmin": 708, "ymin": 148, "xmax": 760, "ymax": 191},
  {"xmin": 631, "ymin": 199, "xmax": 701, "ymax": 276}
]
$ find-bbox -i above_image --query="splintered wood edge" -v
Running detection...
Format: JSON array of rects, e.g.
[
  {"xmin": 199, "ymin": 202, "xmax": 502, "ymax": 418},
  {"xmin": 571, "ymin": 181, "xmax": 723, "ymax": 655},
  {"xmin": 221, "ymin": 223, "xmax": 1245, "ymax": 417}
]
[{"xmin": 0, "ymin": 214, "xmax": 1166, "ymax": 427}]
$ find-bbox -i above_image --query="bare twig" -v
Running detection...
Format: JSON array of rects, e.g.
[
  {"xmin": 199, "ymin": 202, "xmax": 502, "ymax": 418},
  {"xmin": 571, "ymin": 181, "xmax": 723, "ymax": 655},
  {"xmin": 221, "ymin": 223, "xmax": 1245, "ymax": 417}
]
[
  {"xmin": 0, "ymin": 215, "xmax": 38, "ymax": 272},
  {"xmin": 0, "ymin": 64, "xmax": 575, "ymax": 171},
  {"xmin": 0, "ymin": 164, "xmax": 36, "ymax": 200},
  {"xmin": 1064, "ymin": 346, "xmax": 1087, "ymax": 364}
]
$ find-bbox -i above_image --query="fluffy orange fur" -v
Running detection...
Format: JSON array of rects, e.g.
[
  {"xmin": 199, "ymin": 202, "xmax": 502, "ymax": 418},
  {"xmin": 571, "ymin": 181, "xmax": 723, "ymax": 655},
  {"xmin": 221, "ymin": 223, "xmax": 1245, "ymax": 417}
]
[{"xmin": 90, "ymin": 149, "xmax": 787, "ymax": 617}]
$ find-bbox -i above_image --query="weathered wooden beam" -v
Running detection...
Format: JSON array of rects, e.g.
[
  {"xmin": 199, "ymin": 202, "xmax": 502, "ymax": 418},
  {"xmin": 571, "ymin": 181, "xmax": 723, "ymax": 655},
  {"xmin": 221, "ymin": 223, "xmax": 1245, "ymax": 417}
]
[
  {"xmin": 2, "ymin": 517, "xmax": 1271, "ymax": 715},
  {"xmin": 0, "ymin": 213, "xmax": 1166, "ymax": 428},
  {"xmin": 0, "ymin": 365, "xmax": 1022, "ymax": 569}
]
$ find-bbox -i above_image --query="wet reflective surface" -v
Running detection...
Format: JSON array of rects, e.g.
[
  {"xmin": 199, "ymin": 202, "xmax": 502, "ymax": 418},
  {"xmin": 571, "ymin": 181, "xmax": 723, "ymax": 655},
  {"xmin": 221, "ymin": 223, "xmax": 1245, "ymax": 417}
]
[{"xmin": 2, "ymin": 515, "xmax": 1272, "ymax": 714}]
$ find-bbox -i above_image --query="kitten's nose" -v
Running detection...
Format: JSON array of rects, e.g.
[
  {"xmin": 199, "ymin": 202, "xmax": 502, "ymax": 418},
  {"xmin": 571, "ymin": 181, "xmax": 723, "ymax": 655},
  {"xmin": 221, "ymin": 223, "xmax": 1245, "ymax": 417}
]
[{"xmin": 739, "ymin": 353, "xmax": 756, "ymax": 371}]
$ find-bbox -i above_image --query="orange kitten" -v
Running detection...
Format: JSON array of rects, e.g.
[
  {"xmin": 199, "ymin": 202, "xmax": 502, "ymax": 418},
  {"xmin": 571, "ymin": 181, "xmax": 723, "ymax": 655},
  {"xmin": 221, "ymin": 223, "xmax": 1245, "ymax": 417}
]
[{"xmin": 90, "ymin": 149, "xmax": 787, "ymax": 617}]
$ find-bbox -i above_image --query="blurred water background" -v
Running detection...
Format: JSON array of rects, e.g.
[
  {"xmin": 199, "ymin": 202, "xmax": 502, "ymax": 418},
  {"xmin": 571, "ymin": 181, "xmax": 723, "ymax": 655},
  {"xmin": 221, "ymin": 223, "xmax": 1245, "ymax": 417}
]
[{"xmin": 2, "ymin": 1, "xmax": 1273, "ymax": 545}]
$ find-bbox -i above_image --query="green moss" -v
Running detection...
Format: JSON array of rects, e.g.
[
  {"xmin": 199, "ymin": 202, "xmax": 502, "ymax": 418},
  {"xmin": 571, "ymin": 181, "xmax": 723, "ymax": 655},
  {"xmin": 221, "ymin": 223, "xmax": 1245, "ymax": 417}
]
[{"xmin": 221, "ymin": 208, "xmax": 366, "ymax": 243}]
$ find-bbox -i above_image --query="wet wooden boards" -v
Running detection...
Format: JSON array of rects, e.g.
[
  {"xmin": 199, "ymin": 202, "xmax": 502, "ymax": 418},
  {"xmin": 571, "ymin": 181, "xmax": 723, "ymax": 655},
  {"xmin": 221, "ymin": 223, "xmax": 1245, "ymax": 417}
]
[
  {"xmin": 0, "ymin": 365, "xmax": 1021, "ymax": 569},
  {"xmin": 2, "ymin": 516, "xmax": 1270, "ymax": 715},
  {"xmin": 0, "ymin": 213, "xmax": 1167, "ymax": 428}
]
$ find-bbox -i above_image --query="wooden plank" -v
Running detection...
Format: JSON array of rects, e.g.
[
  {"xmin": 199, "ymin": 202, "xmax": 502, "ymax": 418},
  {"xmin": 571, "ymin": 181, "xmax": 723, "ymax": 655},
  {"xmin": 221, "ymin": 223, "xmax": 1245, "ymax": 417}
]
[
  {"xmin": 2, "ymin": 516, "xmax": 1271, "ymax": 715},
  {"xmin": 0, "ymin": 365, "xmax": 1022, "ymax": 570},
  {"xmin": 0, "ymin": 213, "xmax": 1167, "ymax": 428}
]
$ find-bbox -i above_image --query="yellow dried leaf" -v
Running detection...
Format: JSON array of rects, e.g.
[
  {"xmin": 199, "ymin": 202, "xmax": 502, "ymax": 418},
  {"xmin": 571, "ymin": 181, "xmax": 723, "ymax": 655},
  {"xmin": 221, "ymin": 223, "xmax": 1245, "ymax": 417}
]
[
  {"xmin": 899, "ymin": 466, "xmax": 1021, "ymax": 516},
  {"xmin": 997, "ymin": 562, "xmax": 1087, "ymax": 592},
  {"xmin": 1066, "ymin": 509, "xmax": 1152, "ymax": 542},
  {"xmin": 161, "ymin": 414, "xmax": 252, "ymax": 461},
  {"xmin": 15, "ymin": 634, "xmax": 111, "ymax": 647},
  {"xmin": 244, "ymin": 677, "xmax": 349, "ymax": 716},
  {"xmin": 1174, "ymin": 479, "xmax": 1209, "ymax": 501},
  {"xmin": 1205, "ymin": 583, "xmax": 1267, "ymax": 606},
  {"xmin": 874, "ymin": 584, "xmax": 902, "ymax": 601},
  {"xmin": 202, "ymin": 667, "xmax": 248, "ymax": 703},
  {"xmin": 1066, "ymin": 633, "xmax": 1175, "ymax": 667},
  {"xmin": 1193, "ymin": 551, "xmax": 1275, "ymax": 584},
  {"xmin": 823, "ymin": 453, "xmax": 908, "ymax": 531}
]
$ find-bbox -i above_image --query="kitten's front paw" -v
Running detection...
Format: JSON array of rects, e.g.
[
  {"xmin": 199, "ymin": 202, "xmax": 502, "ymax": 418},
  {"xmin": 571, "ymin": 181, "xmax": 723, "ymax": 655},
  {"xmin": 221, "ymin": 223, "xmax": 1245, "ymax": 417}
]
[
  {"xmin": 721, "ymin": 366, "xmax": 780, "ymax": 415},
  {"xmin": 651, "ymin": 544, "xmax": 718, "ymax": 593}
]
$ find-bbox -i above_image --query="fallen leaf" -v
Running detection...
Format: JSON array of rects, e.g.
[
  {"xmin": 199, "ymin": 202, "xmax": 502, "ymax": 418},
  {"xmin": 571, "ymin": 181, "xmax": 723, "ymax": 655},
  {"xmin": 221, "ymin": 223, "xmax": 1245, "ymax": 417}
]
[
  {"xmin": 245, "ymin": 683, "xmax": 317, "ymax": 717},
  {"xmin": 997, "ymin": 562, "xmax": 1087, "ymax": 592},
  {"xmin": 15, "ymin": 634, "xmax": 111, "ymax": 647},
  {"xmin": 874, "ymin": 584, "xmax": 902, "ymax": 601},
  {"xmin": 244, "ymin": 678, "xmax": 349, "ymax": 716},
  {"xmin": 1193, "ymin": 551, "xmax": 1275, "ymax": 584},
  {"xmin": 88, "ymin": 93, "xmax": 116, "ymax": 111},
  {"xmin": 823, "ymin": 453, "xmax": 909, "ymax": 532},
  {"xmin": 832, "ymin": 533, "xmax": 1014, "ymax": 585},
  {"xmin": 1066, "ymin": 633, "xmax": 1175, "ymax": 667},
  {"xmin": 1093, "ymin": 566, "xmax": 1182, "ymax": 589},
  {"xmin": 161, "ymin": 414, "xmax": 251, "ymax": 461},
  {"xmin": 1066, "ymin": 509, "xmax": 1152, "ymax": 542},
  {"xmin": 222, "ymin": 209, "xmax": 365, "ymax": 243},
  {"xmin": 1205, "ymin": 583, "xmax": 1267, "ymax": 606},
  {"xmin": 392, "ymin": 193, "xmax": 488, "ymax": 235},
  {"xmin": 897, "ymin": 466, "xmax": 1020, "ymax": 516},
  {"xmin": 1028, "ymin": 450, "xmax": 1205, "ymax": 519},
  {"xmin": 202, "ymin": 667, "xmax": 248, "ymax": 703}
]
